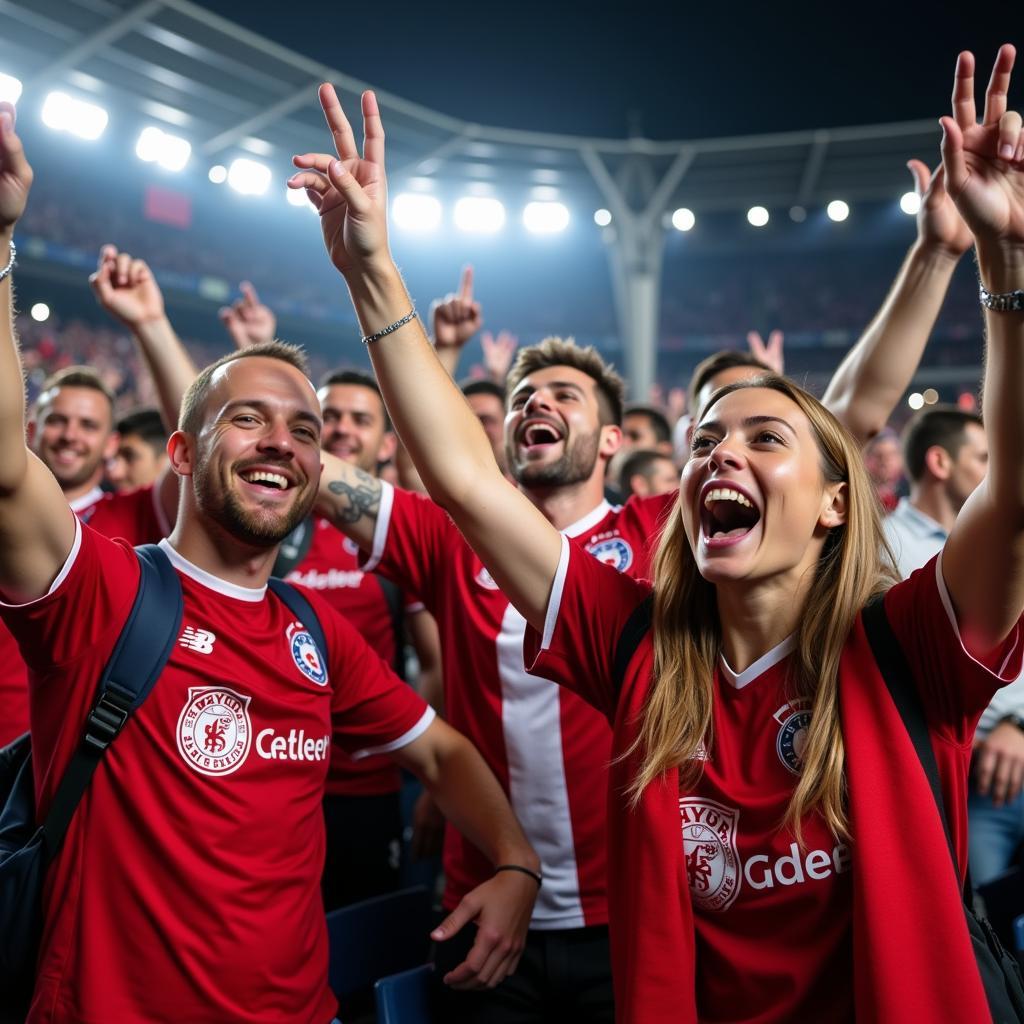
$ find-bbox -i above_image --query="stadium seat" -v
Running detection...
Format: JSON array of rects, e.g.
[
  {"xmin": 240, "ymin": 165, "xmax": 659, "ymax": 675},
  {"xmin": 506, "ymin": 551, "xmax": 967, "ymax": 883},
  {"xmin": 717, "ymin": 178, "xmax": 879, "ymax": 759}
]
[
  {"xmin": 326, "ymin": 885, "xmax": 432, "ymax": 1000},
  {"xmin": 374, "ymin": 964, "xmax": 435, "ymax": 1024}
]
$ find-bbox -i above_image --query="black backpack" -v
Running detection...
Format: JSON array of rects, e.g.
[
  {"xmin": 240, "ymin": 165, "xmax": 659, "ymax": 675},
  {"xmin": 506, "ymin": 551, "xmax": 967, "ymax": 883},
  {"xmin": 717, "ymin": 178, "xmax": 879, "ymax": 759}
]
[
  {"xmin": 0, "ymin": 545, "xmax": 327, "ymax": 1020},
  {"xmin": 610, "ymin": 595, "xmax": 1024, "ymax": 1024}
]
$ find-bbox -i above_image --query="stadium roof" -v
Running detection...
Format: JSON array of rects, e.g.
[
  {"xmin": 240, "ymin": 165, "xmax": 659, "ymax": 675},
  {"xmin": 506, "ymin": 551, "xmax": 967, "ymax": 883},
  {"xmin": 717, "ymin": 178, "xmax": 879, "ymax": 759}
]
[{"xmin": 1, "ymin": 0, "xmax": 942, "ymax": 217}]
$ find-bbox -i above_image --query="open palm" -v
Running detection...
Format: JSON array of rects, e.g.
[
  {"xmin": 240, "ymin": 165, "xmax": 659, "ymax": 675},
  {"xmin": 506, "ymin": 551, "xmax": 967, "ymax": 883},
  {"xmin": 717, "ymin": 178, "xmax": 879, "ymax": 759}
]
[{"xmin": 290, "ymin": 86, "xmax": 389, "ymax": 279}]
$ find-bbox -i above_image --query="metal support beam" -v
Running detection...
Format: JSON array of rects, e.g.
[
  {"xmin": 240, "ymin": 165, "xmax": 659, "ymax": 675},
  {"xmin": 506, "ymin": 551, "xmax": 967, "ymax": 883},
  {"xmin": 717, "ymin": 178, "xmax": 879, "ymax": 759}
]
[
  {"xmin": 24, "ymin": 0, "xmax": 165, "ymax": 92},
  {"xmin": 201, "ymin": 81, "xmax": 323, "ymax": 155},
  {"xmin": 796, "ymin": 130, "xmax": 830, "ymax": 205}
]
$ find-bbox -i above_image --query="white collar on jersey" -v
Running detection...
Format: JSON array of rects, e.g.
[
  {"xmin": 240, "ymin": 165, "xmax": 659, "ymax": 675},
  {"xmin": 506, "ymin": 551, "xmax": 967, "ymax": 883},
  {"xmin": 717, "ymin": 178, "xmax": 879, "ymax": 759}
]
[
  {"xmin": 720, "ymin": 634, "xmax": 797, "ymax": 690},
  {"xmin": 561, "ymin": 499, "xmax": 613, "ymax": 538},
  {"xmin": 68, "ymin": 485, "xmax": 104, "ymax": 514},
  {"xmin": 158, "ymin": 538, "xmax": 267, "ymax": 603}
]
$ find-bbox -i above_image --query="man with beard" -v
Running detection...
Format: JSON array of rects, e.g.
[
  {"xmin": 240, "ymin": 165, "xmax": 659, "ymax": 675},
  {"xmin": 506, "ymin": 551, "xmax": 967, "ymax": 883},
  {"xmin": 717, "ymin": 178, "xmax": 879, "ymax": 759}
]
[
  {"xmin": 315, "ymin": 333, "xmax": 671, "ymax": 1022},
  {"xmin": 0, "ymin": 106, "xmax": 539, "ymax": 1024}
]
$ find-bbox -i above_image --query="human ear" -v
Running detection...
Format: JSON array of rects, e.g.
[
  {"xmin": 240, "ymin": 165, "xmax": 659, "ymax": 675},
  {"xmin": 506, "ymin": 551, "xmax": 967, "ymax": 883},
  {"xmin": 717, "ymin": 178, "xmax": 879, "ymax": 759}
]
[
  {"xmin": 167, "ymin": 431, "xmax": 194, "ymax": 478},
  {"xmin": 820, "ymin": 481, "xmax": 848, "ymax": 529}
]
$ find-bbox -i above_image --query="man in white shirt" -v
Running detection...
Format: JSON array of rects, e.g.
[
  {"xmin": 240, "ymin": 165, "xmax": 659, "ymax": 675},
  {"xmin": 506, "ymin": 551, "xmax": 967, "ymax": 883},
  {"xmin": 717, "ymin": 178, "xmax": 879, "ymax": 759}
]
[{"xmin": 885, "ymin": 405, "xmax": 1024, "ymax": 884}]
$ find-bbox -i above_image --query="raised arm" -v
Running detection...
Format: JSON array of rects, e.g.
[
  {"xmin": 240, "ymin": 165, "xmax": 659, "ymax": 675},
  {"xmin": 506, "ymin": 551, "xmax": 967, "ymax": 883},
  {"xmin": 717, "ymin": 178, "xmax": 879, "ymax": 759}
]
[
  {"xmin": 0, "ymin": 104, "xmax": 76, "ymax": 601},
  {"xmin": 315, "ymin": 448, "xmax": 383, "ymax": 552},
  {"xmin": 431, "ymin": 265, "xmax": 483, "ymax": 378},
  {"xmin": 822, "ymin": 162, "xmax": 972, "ymax": 445},
  {"xmin": 940, "ymin": 45, "xmax": 1024, "ymax": 653},
  {"xmin": 291, "ymin": 87, "xmax": 561, "ymax": 632},
  {"xmin": 219, "ymin": 282, "xmax": 277, "ymax": 350}
]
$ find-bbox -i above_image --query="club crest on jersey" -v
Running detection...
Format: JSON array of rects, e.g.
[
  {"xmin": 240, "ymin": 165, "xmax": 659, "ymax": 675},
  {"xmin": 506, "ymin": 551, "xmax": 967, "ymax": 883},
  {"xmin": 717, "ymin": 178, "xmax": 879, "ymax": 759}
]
[
  {"xmin": 287, "ymin": 621, "xmax": 328, "ymax": 685},
  {"xmin": 176, "ymin": 686, "xmax": 252, "ymax": 777},
  {"xmin": 585, "ymin": 536, "xmax": 634, "ymax": 572},
  {"xmin": 773, "ymin": 699, "xmax": 812, "ymax": 775},
  {"xmin": 474, "ymin": 565, "xmax": 500, "ymax": 591},
  {"xmin": 679, "ymin": 797, "xmax": 741, "ymax": 912}
]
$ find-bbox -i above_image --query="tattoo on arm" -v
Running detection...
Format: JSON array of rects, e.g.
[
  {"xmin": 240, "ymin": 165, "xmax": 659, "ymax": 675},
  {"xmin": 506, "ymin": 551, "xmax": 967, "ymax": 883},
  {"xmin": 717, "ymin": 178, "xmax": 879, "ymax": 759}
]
[{"xmin": 326, "ymin": 467, "xmax": 382, "ymax": 525}]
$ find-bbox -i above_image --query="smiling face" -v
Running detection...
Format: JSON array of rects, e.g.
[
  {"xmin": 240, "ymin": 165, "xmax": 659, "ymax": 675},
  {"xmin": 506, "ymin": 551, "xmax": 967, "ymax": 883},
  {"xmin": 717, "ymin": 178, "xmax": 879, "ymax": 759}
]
[
  {"xmin": 32, "ymin": 386, "xmax": 116, "ymax": 494},
  {"xmin": 179, "ymin": 357, "xmax": 323, "ymax": 548},
  {"xmin": 317, "ymin": 382, "xmax": 394, "ymax": 474},
  {"xmin": 504, "ymin": 365, "xmax": 619, "ymax": 490},
  {"xmin": 681, "ymin": 386, "xmax": 847, "ymax": 587}
]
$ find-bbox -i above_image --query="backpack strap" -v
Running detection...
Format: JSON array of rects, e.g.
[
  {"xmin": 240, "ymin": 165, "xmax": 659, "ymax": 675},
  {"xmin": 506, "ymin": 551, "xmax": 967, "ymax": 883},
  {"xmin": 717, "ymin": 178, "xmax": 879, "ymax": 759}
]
[
  {"xmin": 41, "ymin": 543, "xmax": 183, "ymax": 863},
  {"xmin": 860, "ymin": 595, "xmax": 973, "ymax": 905},
  {"xmin": 374, "ymin": 574, "xmax": 407, "ymax": 679},
  {"xmin": 267, "ymin": 578, "xmax": 329, "ymax": 673},
  {"xmin": 612, "ymin": 594, "xmax": 654, "ymax": 698}
]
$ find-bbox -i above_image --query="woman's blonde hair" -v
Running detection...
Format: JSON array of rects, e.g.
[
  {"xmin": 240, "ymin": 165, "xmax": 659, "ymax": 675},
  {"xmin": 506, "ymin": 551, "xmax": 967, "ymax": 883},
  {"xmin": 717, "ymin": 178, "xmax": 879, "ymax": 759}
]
[{"xmin": 629, "ymin": 375, "xmax": 898, "ymax": 840}]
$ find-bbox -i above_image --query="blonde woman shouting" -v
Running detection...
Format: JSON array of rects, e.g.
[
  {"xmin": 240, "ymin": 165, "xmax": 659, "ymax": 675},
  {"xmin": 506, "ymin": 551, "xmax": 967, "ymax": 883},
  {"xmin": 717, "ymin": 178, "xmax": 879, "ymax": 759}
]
[{"xmin": 292, "ymin": 44, "xmax": 1024, "ymax": 1023}]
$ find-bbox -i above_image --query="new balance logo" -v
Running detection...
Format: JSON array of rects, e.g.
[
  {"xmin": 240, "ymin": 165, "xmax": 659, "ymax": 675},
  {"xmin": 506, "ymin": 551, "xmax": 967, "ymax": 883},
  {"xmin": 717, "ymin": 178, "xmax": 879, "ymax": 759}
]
[{"xmin": 178, "ymin": 626, "xmax": 216, "ymax": 654}]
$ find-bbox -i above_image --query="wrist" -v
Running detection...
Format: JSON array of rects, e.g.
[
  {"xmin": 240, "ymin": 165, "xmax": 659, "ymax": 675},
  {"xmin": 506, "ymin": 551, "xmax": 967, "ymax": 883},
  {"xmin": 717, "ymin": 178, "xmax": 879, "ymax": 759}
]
[
  {"xmin": 130, "ymin": 312, "xmax": 171, "ymax": 337},
  {"xmin": 344, "ymin": 259, "xmax": 412, "ymax": 329},
  {"xmin": 910, "ymin": 238, "xmax": 964, "ymax": 268},
  {"xmin": 494, "ymin": 845, "xmax": 541, "ymax": 875},
  {"xmin": 976, "ymin": 242, "xmax": 1024, "ymax": 294}
]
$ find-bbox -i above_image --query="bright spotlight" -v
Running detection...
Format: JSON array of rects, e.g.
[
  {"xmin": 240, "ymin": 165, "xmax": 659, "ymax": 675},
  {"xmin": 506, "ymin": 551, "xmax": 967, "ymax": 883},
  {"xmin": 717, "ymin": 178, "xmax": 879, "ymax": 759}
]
[
  {"xmin": 454, "ymin": 196, "xmax": 505, "ymax": 233},
  {"xmin": 826, "ymin": 200, "xmax": 850, "ymax": 223},
  {"xmin": 135, "ymin": 126, "xmax": 191, "ymax": 172},
  {"xmin": 208, "ymin": 165, "xmax": 227, "ymax": 185},
  {"xmin": 227, "ymin": 157, "xmax": 271, "ymax": 196},
  {"xmin": 0, "ymin": 73, "xmax": 22, "ymax": 105},
  {"xmin": 594, "ymin": 208, "xmax": 612, "ymax": 227},
  {"xmin": 41, "ymin": 91, "xmax": 108, "ymax": 140},
  {"xmin": 908, "ymin": 392, "xmax": 924, "ymax": 410},
  {"xmin": 30, "ymin": 302, "xmax": 50, "ymax": 323},
  {"xmin": 747, "ymin": 206, "xmax": 769, "ymax": 228},
  {"xmin": 900, "ymin": 191, "xmax": 921, "ymax": 216},
  {"xmin": 392, "ymin": 193, "xmax": 442, "ymax": 231},
  {"xmin": 523, "ymin": 201, "xmax": 570, "ymax": 234},
  {"xmin": 922, "ymin": 388, "xmax": 939, "ymax": 405},
  {"xmin": 671, "ymin": 208, "xmax": 696, "ymax": 232}
]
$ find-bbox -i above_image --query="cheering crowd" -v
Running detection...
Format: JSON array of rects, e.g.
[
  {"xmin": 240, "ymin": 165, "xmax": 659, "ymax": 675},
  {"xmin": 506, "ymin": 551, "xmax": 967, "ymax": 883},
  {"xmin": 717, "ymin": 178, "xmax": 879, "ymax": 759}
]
[{"xmin": 1, "ymin": 40, "xmax": 1024, "ymax": 1024}]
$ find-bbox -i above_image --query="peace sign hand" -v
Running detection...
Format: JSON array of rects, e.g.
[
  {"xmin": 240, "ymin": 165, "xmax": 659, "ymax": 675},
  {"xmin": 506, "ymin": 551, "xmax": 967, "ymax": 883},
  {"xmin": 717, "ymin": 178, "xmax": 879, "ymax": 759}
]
[
  {"xmin": 290, "ymin": 86, "xmax": 390, "ymax": 280},
  {"xmin": 940, "ymin": 46, "xmax": 1024, "ymax": 280},
  {"xmin": 0, "ymin": 103, "xmax": 32, "ymax": 235}
]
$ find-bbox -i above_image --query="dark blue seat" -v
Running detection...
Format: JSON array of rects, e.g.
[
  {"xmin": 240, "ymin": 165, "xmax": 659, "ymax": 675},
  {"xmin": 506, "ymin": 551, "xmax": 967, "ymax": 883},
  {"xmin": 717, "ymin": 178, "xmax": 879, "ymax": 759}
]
[
  {"xmin": 326, "ymin": 885, "xmax": 432, "ymax": 1001},
  {"xmin": 374, "ymin": 963, "xmax": 435, "ymax": 1024}
]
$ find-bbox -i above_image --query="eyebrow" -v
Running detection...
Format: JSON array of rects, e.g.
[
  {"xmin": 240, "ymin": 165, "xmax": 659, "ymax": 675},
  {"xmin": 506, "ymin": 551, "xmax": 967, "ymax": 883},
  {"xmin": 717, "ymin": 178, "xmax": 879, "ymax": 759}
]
[
  {"xmin": 222, "ymin": 399, "xmax": 321, "ymax": 429},
  {"xmin": 510, "ymin": 380, "xmax": 587, "ymax": 401},
  {"xmin": 695, "ymin": 414, "xmax": 797, "ymax": 436}
]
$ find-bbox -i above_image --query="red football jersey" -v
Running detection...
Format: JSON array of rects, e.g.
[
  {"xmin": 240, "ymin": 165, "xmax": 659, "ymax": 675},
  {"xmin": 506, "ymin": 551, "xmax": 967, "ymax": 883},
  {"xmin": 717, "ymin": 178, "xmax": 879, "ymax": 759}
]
[
  {"xmin": 363, "ymin": 482, "xmax": 672, "ymax": 929},
  {"xmin": 526, "ymin": 538, "xmax": 1024, "ymax": 1023},
  {"xmin": 286, "ymin": 515, "xmax": 422, "ymax": 797},
  {"xmin": 0, "ymin": 485, "xmax": 167, "ymax": 746},
  {"xmin": 0, "ymin": 518, "xmax": 433, "ymax": 1024}
]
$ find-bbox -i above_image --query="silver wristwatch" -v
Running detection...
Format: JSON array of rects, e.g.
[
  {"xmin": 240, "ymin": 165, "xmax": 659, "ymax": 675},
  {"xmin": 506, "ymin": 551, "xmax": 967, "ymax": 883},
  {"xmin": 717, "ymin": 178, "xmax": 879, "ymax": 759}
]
[{"xmin": 979, "ymin": 281, "xmax": 1024, "ymax": 313}]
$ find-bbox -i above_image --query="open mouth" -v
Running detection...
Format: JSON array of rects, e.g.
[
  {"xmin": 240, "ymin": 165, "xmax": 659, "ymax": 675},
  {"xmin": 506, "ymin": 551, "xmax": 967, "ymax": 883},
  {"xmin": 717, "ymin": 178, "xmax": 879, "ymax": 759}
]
[
  {"xmin": 518, "ymin": 419, "xmax": 565, "ymax": 452},
  {"xmin": 239, "ymin": 468, "xmax": 295, "ymax": 494},
  {"xmin": 700, "ymin": 485, "xmax": 761, "ymax": 544}
]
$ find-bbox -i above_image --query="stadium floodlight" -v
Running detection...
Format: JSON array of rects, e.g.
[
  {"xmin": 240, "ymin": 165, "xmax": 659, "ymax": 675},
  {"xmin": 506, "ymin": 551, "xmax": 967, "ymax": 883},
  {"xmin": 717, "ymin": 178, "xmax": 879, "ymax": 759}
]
[
  {"xmin": 671, "ymin": 208, "xmax": 696, "ymax": 232},
  {"xmin": 594, "ymin": 208, "xmax": 612, "ymax": 227},
  {"xmin": 523, "ymin": 201, "xmax": 570, "ymax": 234},
  {"xmin": 208, "ymin": 165, "xmax": 228, "ymax": 184},
  {"xmin": 747, "ymin": 206, "xmax": 769, "ymax": 227},
  {"xmin": 30, "ymin": 302, "xmax": 49, "ymax": 323},
  {"xmin": 900, "ymin": 191, "xmax": 921, "ymax": 216},
  {"xmin": 41, "ymin": 91, "xmax": 108, "ymax": 140},
  {"xmin": 908, "ymin": 392, "xmax": 925, "ymax": 410},
  {"xmin": 227, "ymin": 157, "xmax": 271, "ymax": 196},
  {"xmin": 392, "ymin": 193, "xmax": 442, "ymax": 231},
  {"xmin": 922, "ymin": 388, "xmax": 939, "ymax": 405},
  {"xmin": 0, "ymin": 72, "xmax": 22, "ymax": 105},
  {"xmin": 454, "ymin": 196, "xmax": 506, "ymax": 233},
  {"xmin": 135, "ymin": 126, "xmax": 191, "ymax": 172},
  {"xmin": 826, "ymin": 200, "xmax": 850, "ymax": 223}
]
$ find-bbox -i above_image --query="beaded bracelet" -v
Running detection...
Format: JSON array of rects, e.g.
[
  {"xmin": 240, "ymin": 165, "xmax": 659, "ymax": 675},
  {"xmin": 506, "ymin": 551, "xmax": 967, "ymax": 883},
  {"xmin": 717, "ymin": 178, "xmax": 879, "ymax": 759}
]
[{"xmin": 0, "ymin": 240, "xmax": 16, "ymax": 284}]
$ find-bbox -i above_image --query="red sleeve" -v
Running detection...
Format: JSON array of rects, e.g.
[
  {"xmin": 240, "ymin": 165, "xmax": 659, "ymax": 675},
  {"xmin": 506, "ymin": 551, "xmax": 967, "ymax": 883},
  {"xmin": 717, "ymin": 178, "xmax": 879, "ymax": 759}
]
[
  {"xmin": 619, "ymin": 491, "xmax": 677, "ymax": 578},
  {"xmin": 89, "ymin": 486, "xmax": 167, "ymax": 545},
  {"xmin": 315, "ymin": 592, "xmax": 435, "ymax": 758},
  {"xmin": 359, "ymin": 482, "xmax": 453, "ymax": 611},
  {"xmin": 883, "ymin": 552, "xmax": 1024, "ymax": 742},
  {"xmin": 523, "ymin": 536, "xmax": 652, "ymax": 719}
]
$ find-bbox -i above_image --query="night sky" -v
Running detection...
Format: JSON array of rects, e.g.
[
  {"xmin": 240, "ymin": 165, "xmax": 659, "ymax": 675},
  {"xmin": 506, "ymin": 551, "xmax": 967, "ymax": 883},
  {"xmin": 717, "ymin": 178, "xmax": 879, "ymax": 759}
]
[{"xmin": 197, "ymin": 0, "xmax": 1018, "ymax": 140}]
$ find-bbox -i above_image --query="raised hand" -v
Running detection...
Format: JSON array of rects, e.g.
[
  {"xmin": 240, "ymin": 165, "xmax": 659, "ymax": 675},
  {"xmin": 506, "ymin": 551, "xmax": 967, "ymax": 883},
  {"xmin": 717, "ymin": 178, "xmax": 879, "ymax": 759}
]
[
  {"xmin": 89, "ymin": 245, "xmax": 165, "ymax": 329},
  {"xmin": 481, "ymin": 330, "xmax": 518, "ymax": 385},
  {"xmin": 289, "ymin": 85, "xmax": 389, "ymax": 279},
  {"xmin": 940, "ymin": 46, "xmax": 1024, "ymax": 271},
  {"xmin": 746, "ymin": 329, "xmax": 784, "ymax": 375},
  {"xmin": 432, "ymin": 266, "xmax": 483, "ymax": 352},
  {"xmin": 0, "ymin": 103, "xmax": 32, "ymax": 235},
  {"xmin": 906, "ymin": 160, "xmax": 972, "ymax": 258},
  {"xmin": 219, "ymin": 281, "xmax": 277, "ymax": 349}
]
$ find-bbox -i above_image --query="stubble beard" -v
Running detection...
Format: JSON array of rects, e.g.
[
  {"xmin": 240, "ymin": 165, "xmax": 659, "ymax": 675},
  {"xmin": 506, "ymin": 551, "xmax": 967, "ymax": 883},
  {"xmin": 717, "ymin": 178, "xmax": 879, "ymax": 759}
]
[{"xmin": 509, "ymin": 429, "xmax": 600, "ymax": 490}]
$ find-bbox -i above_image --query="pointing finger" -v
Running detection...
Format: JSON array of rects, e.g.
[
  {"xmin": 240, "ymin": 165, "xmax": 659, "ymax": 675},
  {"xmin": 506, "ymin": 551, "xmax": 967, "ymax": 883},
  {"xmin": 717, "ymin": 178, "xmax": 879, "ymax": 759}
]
[
  {"xmin": 952, "ymin": 51, "xmax": 977, "ymax": 130},
  {"xmin": 983, "ymin": 44, "xmax": 1016, "ymax": 125},
  {"xmin": 458, "ymin": 265, "xmax": 474, "ymax": 301},
  {"xmin": 318, "ymin": 83, "xmax": 359, "ymax": 162}
]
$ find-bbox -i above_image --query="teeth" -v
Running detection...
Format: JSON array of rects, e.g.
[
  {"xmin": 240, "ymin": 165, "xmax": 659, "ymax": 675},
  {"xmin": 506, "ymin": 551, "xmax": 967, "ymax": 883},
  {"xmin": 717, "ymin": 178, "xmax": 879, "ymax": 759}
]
[
  {"xmin": 242, "ymin": 470, "xmax": 289, "ymax": 489},
  {"xmin": 524, "ymin": 423, "xmax": 561, "ymax": 445},
  {"xmin": 703, "ymin": 488, "xmax": 754, "ymax": 509}
]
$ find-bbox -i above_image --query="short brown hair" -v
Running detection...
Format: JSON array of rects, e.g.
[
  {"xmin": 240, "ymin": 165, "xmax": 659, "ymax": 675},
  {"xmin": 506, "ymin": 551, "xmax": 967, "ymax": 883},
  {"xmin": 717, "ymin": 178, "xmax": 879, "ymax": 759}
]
[
  {"xmin": 505, "ymin": 337, "xmax": 624, "ymax": 426},
  {"xmin": 36, "ymin": 366, "xmax": 115, "ymax": 414},
  {"xmin": 179, "ymin": 341, "xmax": 311, "ymax": 434},
  {"xmin": 901, "ymin": 405, "xmax": 984, "ymax": 483},
  {"xmin": 688, "ymin": 350, "xmax": 771, "ymax": 412}
]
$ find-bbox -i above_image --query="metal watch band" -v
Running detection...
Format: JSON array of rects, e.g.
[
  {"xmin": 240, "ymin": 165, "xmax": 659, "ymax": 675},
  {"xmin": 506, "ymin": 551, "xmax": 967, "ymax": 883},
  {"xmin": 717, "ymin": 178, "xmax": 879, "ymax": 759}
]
[{"xmin": 979, "ymin": 281, "xmax": 1024, "ymax": 313}]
